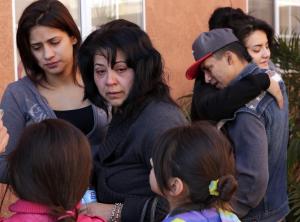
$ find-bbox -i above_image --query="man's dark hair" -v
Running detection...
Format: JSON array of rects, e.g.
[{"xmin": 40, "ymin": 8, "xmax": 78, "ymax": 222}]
[{"xmin": 214, "ymin": 41, "xmax": 252, "ymax": 63}]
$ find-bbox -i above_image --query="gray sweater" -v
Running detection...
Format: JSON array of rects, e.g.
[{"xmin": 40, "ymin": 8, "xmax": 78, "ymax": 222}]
[
  {"xmin": 94, "ymin": 99, "xmax": 188, "ymax": 222},
  {"xmin": 0, "ymin": 76, "xmax": 108, "ymax": 183}
]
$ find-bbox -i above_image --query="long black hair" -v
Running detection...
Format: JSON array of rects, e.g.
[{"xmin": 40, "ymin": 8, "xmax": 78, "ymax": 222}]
[{"xmin": 78, "ymin": 23, "xmax": 173, "ymax": 117}]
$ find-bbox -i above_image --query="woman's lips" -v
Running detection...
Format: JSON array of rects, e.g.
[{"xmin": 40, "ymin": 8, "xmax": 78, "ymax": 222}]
[
  {"xmin": 107, "ymin": 91, "xmax": 122, "ymax": 98},
  {"xmin": 45, "ymin": 61, "xmax": 59, "ymax": 69}
]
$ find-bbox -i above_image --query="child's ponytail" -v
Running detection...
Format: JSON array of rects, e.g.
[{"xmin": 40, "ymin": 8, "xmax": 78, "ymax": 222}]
[
  {"xmin": 217, "ymin": 175, "xmax": 238, "ymax": 201},
  {"xmin": 49, "ymin": 205, "xmax": 77, "ymax": 222}
]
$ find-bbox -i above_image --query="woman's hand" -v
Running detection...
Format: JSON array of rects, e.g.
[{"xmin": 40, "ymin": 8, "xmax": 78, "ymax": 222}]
[
  {"xmin": 79, "ymin": 202, "xmax": 114, "ymax": 221},
  {"xmin": 0, "ymin": 120, "xmax": 9, "ymax": 153},
  {"xmin": 267, "ymin": 74, "xmax": 283, "ymax": 109}
]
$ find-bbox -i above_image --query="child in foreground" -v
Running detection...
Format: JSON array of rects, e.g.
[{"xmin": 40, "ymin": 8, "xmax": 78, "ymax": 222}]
[
  {"xmin": 0, "ymin": 119, "xmax": 106, "ymax": 222},
  {"xmin": 150, "ymin": 121, "xmax": 241, "ymax": 222}
]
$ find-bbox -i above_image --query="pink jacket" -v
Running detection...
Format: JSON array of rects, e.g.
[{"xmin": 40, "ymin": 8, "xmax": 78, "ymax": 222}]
[{"xmin": 0, "ymin": 200, "xmax": 106, "ymax": 222}]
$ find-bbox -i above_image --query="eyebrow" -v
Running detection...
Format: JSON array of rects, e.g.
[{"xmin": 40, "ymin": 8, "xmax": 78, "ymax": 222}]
[
  {"xmin": 94, "ymin": 60, "xmax": 127, "ymax": 67},
  {"xmin": 252, "ymin": 44, "xmax": 263, "ymax": 47},
  {"xmin": 30, "ymin": 36, "xmax": 60, "ymax": 45},
  {"xmin": 94, "ymin": 63, "xmax": 106, "ymax": 67},
  {"xmin": 201, "ymin": 64, "xmax": 211, "ymax": 71},
  {"xmin": 249, "ymin": 41, "xmax": 269, "ymax": 48}
]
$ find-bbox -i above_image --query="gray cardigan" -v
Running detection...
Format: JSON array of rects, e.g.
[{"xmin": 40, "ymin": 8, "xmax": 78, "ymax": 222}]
[
  {"xmin": 94, "ymin": 99, "xmax": 188, "ymax": 222},
  {"xmin": 0, "ymin": 76, "xmax": 108, "ymax": 183}
]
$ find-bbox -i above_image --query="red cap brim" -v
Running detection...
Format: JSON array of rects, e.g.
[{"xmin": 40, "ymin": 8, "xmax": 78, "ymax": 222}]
[{"xmin": 185, "ymin": 53, "xmax": 212, "ymax": 80}]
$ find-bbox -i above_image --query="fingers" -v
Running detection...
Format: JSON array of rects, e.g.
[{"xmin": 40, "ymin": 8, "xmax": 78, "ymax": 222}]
[
  {"xmin": 276, "ymin": 93, "xmax": 284, "ymax": 109},
  {"xmin": 267, "ymin": 79, "xmax": 284, "ymax": 109},
  {"xmin": 0, "ymin": 134, "xmax": 9, "ymax": 153},
  {"xmin": 79, "ymin": 202, "xmax": 96, "ymax": 216},
  {"xmin": 78, "ymin": 206, "xmax": 88, "ymax": 215},
  {"xmin": 0, "ymin": 122, "xmax": 8, "ymax": 153}
]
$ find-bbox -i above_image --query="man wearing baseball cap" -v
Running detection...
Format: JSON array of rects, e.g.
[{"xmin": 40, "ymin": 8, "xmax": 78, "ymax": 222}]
[{"xmin": 186, "ymin": 28, "xmax": 289, "ymax": 222}]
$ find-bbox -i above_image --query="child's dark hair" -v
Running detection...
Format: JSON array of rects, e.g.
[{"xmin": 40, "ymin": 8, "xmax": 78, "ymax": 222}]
[
  {"xmin": 7, "ymin": 119, "xmax": 92, "ymax": 221},
  {"xmin": 152, "ymin": 121, "xmax": 237, "ymax": 215}
]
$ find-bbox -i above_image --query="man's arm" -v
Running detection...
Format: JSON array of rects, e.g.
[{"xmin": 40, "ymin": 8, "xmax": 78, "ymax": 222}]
[
  {"xmin": 226, "ymin": 112, "xmax": 269, "ymax": 217},
  {"xmin": 191, "ymin": 74, "xmax": 270, "ymax": 121}
]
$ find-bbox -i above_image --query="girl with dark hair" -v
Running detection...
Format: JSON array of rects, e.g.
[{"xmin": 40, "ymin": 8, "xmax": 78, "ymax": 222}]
[
  {"xmin": 150, "ymin": 121, "xmax": 240, "ymax": 222},
  {"xmin": 78, "ymin": 23, "xmax": 187, "ymax": 222},
  {"xmin": 190, "ymin": 7, "xmax": 283, "ymax": 122},
  {"xmin": 0, "ymin": 0, "xmax": 107, "ymax": 183},
  {"xmin": 0, "ymin": 119, "xmax": 105, "ymax": 222}
]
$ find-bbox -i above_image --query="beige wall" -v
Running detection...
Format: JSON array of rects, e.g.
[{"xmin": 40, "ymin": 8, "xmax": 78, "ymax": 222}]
[
  {"xmin": 146, "ymin": 0, "xmax": 246, "ymax": 100},
  {"xmin": 0, "ymin": 1, "xmax": 14, "ymax": 99}
]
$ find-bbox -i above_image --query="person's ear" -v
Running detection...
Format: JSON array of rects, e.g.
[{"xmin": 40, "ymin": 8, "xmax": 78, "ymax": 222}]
[
  {"xmin": 225, "ymin": 51, "xmax": 233, "ymax": 65},
  {"xmin": 168, "ymin": 177, "xmax": 184, "ymax": 197},
  {"xmin": 71, "ymin": 36, "xmax": 78, "ymax": 45}
]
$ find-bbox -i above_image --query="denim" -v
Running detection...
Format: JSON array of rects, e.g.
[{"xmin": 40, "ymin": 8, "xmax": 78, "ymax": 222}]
[{"xmin": 226, "ymin": 63, "xmax": 289, "ymax": 222}]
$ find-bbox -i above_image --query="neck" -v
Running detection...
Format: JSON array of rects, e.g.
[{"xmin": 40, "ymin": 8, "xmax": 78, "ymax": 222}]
[
  {"xmin": 235, "ymin": 59, "xmax": 248, "ymax": 76},
  {"xmin": 43, "ymin": 70, "xmax": 81, "ymax": 88},
  {"xmin": 168, "ymin": 196, "xmax": 190, "ymax": 212}
]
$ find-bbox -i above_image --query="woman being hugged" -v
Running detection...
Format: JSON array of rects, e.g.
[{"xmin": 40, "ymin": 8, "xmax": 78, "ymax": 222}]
[
  {"xmin": 150, "ymin": 121, "xmax": 240, "ymax": 222},
  {"xmin": 0, "ymin": 119, "xmax": 105, "ymax": 222},
  {"xmin": 78, "ymin": 24, "xmax": 187, "ymax": 222},
  {"xmin": 0, "ymin": 0, "xmax": 107, "ymax": 182},
  {"xmin": 190, "ymin": 8, "xmax": 283, "ymax": 122}
]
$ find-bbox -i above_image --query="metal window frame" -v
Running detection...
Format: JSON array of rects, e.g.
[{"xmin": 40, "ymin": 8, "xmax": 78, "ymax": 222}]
[
  {"xmin": 274, "ymin": 0, "xmax": 300, "ymax": 36},
  {"xmin": 80, "ymin": 0, "xmax": 146, "ymax": 38}
]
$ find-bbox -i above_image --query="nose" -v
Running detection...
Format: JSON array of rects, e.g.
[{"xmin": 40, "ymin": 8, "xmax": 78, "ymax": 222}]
[
  {"xmin": 106, "ymin": 70, "xmax": 118, "ymax": 85},
  {"xmin": 43, "ymin": 45, "xmax": 55, "ymax": 60},
  {"xmin": 262, "ymin": 47, "xmax": 270, "ymax": 58}
]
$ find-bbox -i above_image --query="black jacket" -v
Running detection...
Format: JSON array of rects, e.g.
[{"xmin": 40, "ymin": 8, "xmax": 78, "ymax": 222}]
[{"xmin": 191, "ymin": 73, "xmax": 270, "ymax": 121}]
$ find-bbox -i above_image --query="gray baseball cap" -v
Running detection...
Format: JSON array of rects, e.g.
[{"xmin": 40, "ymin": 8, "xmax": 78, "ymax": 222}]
[{"xmin": 186, "ymin": 28, "xmax": 239, "ymax": 80}]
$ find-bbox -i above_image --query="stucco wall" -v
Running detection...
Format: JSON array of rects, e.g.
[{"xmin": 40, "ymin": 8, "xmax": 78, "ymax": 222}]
[
  {"xmin": 0, "ymin": 1, "xmax": 14, "ymax": 99},
  {"xmin": 145, "ymin": 0, "xmax": 246, "ymax": 100}
]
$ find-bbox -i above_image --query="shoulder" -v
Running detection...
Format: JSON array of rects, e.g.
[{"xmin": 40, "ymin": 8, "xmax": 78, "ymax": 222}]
[
  {"xmin": 138, "ymin": 100, "xmax": 187, "ymax": 129},
  {"xmin": 1, "ymin": 77, "xmax": 40, "ymax": 109},
  {"xmin": 5, "ymin": 76, "xmax": 33, "ymax": 90},
  {"xmin": 3, "ymin": 77, "xmax": 36, "ymax": 97},
  {"xmin": 91, "ymin": 105, "xmax": 109, "ymax": 123},
  {"xmin": 143, "ymin": 100, "xmax": 186, "ymax": 121},
  {"xmin": 164, "ymin": 209, "xmax": 220, "ymax": 222}
]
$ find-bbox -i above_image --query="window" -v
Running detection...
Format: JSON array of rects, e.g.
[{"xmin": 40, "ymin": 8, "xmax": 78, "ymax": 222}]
[
  {"xmin": 275, "ymin": 0, "xmax": 300, "ymax": 37},
  {"xmin": 13, "ymin": 0, "xmax": 144, "ymax": 78},
  {"xmin": 248, "ymin": 0, "xmax": 274, "ymax": 29},
  {"xmin": 248, "ymin": 0, "xmax": 300, "ymax": 37}
]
